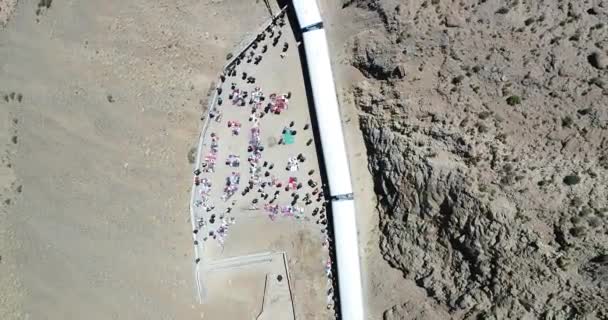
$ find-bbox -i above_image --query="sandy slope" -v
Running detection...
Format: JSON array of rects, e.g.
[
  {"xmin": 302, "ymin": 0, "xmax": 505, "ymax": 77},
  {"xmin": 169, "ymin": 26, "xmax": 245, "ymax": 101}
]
[{"xmin": 0, "ymin": 0, "xmax": 272, "ymax": 318}]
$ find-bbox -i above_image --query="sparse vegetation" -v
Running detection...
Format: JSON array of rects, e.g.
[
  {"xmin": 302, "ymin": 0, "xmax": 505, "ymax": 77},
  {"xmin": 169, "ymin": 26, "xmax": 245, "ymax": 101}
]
[
  {"xmin": 349, "ymin": 0, "xmax": 608, "ymax": 318},
  {"xmin": 563, "ymin": 175, "xmax": 581, "ymax": 186},
  {"xmin": 577, "ymin": 108, "xmax": 592, "ymax": 115},
  {"xmin": 38, "ymin": 0, "xmax": 52, "ymax": 9},
  {"xmin": 496, "ymin": 7, "xmax": 510, "ymax": 14},
  {"xmin": 478, "ymin": 111, "xmax": 492, "ymax": 120},
  {"xmin": 187, "ymin": 147, "xmax": 196, "ymax": 164},
  {"xmin": 557, "ymin": 256, "xmax": 570, "ymax": 269},
  {"xmin": 589, "ymin": 77, "xmax": 605, "ymax": 89},
  {"xmin": 570, "ymin": 226, "xmax": 586, "ymax": 237},
  {"xmin": 561, "ymin": 116, "xmax": 573, "ymax": 128},
  {"xmin": 452, "ymin": 75, "xmax": 464, "ymax": 85},
  {"xmin": 476, "ymin": 122, "xmax": 489, "ymax": 133},
  {"xmin": 506, "ymin": 95, "xmax": 521, "ymax": 106},
  {"xmin": 588, "ymin": 216, "xmax": 601, "ymax": 228},
  {"xmin": 496, "ymin": 133, "xmax": 507, "ymax": 143},
  {"xmin": 570, "ymin": 196, "xmax": 583, "ymax": 207}
]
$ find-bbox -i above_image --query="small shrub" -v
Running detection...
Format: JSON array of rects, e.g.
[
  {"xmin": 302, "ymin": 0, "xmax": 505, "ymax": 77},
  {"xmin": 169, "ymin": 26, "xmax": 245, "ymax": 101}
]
[
  {"xmin": 561, "ymin": 116, "xmax": 573, "ymax": 128},
  {"xmin": 589, "ymin": 77, "xmax": 605, "ymax": 88},
  {"xmin": 106, "ymin": 94, "xmax": 114, "ymax": 103},
  {"xmin": 590, "ymin": 254, "xmax": 608, "ymax": 264},
  {"xmin": 500, "ymin": 175, "xmax": 515, "ymax": 186},
  {"xmin": 588, "ymin": 216, "xmax": 602, "ymax": 228},
  {"xmin": 580, "ymin": 206, "xmax": 593, "ymax": 216},
  {"xmin": 452, "ymin": 75, "xmax": 465, "ymax": 85},
  {"xmin": 478, "ymin": 111, "xmax": 492, "ymax": 120},
  {"xmin": 570, "ymin": 226, "xmax": 586, "ymax": 237},
  {"xmin": 568, "ymin": 33, "xmax": 580, "ymax": 42},
  {"xmin": 570, "ymin": 196, "xmax": 583, "ymax": 207},
  {"xmin": 38, "ymin": 0, "xmax": 52, "ymax": 8},
  {"xmin": 506, "ymin": 95, "xmax": 521, "ymax": 106},
  {"xmin": 591, "ymin": 23, "xmax": 604, "ymax": 30},
  {"xmin": 9, "ymin": 92, "xmax": 15, "ymax": 100},
  {"xmin": 16, "ymin": 93, "xmax": 22, "ymax": 102},
  {"xmin": 11, "ymin": 136, "xmax": 17, "ymax": 144},
  {"xmin": 570, "ymin": 216, "xmax": 581, "ymax": 225},
  {"xmin": 187, "ymin": 147, "xmax": 197, "ymax": 164},
  {"xmin": 577, "ymin": 108, "xmax": 592, "ymax": 115},
  {"xmin": 557, "ymin": 256, "xmax": 570, "ymax": 269},
  {"xmin": 600, "ymin": 156, "xmax": 608, "ymax": 170},
  {"xmin": 496, "ymin": 7, "xmax": 509, "ymax": 14},
  {"xmin": 496, "ymin": 133, "xmax": 507, "ymax": 143},
  {"xmin": 563, "ymin": 175, "xmax": 580, "ymax": 186},
  {"xmin": 476, "ymin": 122, "xmax": 489, "ymax": 133}
]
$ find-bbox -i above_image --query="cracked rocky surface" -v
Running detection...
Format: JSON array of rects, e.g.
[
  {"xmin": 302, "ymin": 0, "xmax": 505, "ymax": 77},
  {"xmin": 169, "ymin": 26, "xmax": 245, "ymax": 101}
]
[{"xmin": 343, "ymin": 0, "xmax": 608, "ymax": 318}]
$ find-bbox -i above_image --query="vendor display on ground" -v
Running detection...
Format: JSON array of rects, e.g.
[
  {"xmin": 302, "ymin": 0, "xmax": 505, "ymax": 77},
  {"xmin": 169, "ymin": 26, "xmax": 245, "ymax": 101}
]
[{"xmin": 190, "ymin": 9, "xmax": 338, "ymax": 319}]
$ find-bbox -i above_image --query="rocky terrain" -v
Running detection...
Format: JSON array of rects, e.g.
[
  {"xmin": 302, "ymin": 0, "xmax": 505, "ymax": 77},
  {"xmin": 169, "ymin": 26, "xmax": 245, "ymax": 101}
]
[
  {"xmin": 0, "ymin": 0, "xmax": 17, "ymax": 26},
  {"xmin": 344, "ymin": 0, "xmax": 608, "ymax": 319}
]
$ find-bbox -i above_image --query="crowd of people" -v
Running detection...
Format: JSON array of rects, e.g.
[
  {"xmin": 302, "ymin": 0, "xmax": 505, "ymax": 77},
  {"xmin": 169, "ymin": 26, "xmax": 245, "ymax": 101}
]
[{"xmin": 191, "ymin": 11, "xmax": 339, "ymax": 317}]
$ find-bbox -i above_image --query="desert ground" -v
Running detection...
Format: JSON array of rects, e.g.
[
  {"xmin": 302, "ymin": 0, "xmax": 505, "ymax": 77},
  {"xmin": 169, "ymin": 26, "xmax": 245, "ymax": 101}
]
[
  {"xmin": 3, "ymin": 0, "xmax": 607, "ymax": 320},
  {"xmin": 0, "ymin": 0, "xmax": 300, "ymax": 319}
]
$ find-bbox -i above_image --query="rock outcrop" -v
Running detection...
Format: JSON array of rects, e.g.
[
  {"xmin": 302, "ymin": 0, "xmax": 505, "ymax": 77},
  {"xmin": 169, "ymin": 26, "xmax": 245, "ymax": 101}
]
[{"xmin": 346, "ymin": 0, "xmax": 608, "ymax": 318}]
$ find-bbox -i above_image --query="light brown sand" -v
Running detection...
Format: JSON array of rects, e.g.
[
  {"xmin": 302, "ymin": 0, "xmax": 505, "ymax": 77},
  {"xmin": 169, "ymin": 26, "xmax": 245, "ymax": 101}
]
[{"xmin": 0, "ymin": 0, "xmax": 278, "ymax": 319}]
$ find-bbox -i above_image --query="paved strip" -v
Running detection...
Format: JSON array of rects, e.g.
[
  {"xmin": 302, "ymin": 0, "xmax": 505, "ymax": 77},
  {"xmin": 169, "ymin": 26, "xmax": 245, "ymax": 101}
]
[{"xmin": 205, "ymin": 251, "xmax": 274, "ymax": 272}]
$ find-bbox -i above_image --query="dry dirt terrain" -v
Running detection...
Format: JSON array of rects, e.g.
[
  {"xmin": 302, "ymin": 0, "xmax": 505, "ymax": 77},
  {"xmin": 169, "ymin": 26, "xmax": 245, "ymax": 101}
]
[
  {"xmin": 0, "ymin": 0, "xmax": 276, "ymax": 319},
  {"xmin": 325, "ymin": 0, "xmax": 608, "ymax": 319},
  {"xmin": 3, "ymin": 0, "xmax": 608, "ymax": 319}
]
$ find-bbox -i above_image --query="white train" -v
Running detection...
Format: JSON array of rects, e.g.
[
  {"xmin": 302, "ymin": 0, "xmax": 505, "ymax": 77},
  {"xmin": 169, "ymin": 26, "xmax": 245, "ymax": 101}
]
[{"xmin": 292, "ymin": 1, "xmax": 365, "ymax": 319}]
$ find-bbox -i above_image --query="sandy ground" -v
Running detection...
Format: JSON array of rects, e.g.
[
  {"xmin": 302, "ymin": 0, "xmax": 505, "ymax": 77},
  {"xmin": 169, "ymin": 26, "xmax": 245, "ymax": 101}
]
[{"xmin": 0, "ymin": 0, "xmax": 279, "ymax": 319}]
